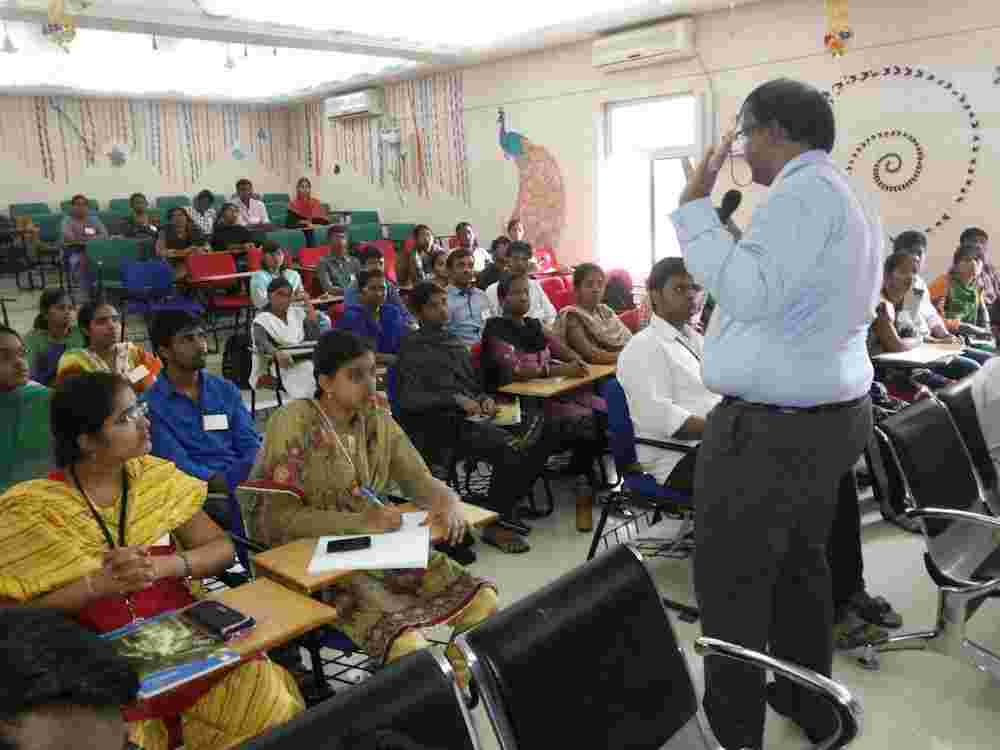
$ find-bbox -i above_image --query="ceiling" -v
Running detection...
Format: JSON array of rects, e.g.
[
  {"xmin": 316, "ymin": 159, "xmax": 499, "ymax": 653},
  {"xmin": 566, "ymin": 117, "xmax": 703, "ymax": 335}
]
[{"xmin": 0, "ymin": 0, "xmax": 760, "ymax": 102}]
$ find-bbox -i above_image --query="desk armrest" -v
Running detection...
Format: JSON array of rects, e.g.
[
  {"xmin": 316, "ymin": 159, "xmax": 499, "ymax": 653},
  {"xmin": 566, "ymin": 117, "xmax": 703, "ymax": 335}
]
[{"xmin": 695, "ymin": 637, "xmax": 861, "ymax": 749}]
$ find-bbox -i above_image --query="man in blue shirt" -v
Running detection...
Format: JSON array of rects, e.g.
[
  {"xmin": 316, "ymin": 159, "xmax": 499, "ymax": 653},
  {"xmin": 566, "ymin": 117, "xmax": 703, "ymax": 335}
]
[
  {"xmin": 147, "ymin": 311, "xmax": 261, "ymax": 529},
  {"xmin": 445, "ymin": 248, "xmax": 490, "ymax": 346},
  {"xmin": 671, "ymin": 79, "xmax": 880, "ymax": 750}
]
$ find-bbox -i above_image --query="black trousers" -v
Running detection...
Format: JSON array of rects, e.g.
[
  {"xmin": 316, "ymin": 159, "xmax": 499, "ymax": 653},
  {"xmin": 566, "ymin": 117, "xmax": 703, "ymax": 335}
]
[{"xmin": 693, "ymin": 397, "xmax": 872, "ymax": 749}]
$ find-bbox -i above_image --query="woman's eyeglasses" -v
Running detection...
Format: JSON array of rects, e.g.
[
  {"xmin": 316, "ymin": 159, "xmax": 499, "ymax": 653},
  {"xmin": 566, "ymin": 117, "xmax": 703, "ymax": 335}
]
[{"xmin": 115, "ymin": 401, "xmax": 149, "ymax": 426}]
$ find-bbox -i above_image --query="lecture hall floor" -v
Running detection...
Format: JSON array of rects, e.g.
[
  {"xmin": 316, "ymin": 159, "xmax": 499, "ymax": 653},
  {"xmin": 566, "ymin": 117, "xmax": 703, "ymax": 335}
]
[{"xmin": 4, "ymin": 280, "xmax": 999, "ymax": 750}]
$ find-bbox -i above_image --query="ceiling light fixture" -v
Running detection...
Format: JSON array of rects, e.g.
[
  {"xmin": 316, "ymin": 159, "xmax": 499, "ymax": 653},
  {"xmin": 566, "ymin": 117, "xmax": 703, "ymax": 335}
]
[
  {"xmin": 151, "ymin": 33, "xmax": 158, "ymax": 51},
  {"xmin": 2, "ymin": 23, "xmax": 16, "ymax": 54},
  {"xmin": 224, "ymin": 44, "xmax": 235, "ymax": 70},
  {"xmin": 243, "ymin": 43, "xmax": 248, "ymax": 57}
]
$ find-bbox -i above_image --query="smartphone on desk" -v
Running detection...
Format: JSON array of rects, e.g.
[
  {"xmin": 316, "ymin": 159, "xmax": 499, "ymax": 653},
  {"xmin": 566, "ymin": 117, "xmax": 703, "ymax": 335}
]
[
  {"xmin": 184, "ymin": 600, "xmax": 255, "ymax": 641},
  {"xmin": 327, "ymin": 536, "xmax": 372, "ymax": 554}
]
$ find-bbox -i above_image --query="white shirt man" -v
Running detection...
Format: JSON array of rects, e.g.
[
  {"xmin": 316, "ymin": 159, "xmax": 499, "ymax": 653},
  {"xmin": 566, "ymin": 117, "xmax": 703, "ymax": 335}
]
[
  {"xmin": 617, "ymin": 259, "xmax": 720, "ymax": 485},
  {"xmin": 485, "ymin": 276, "xmax": 557, "ymax": 327},
  {"xmin": 231, "ymin": 182, "xmax": 270, "ymax": 227}
]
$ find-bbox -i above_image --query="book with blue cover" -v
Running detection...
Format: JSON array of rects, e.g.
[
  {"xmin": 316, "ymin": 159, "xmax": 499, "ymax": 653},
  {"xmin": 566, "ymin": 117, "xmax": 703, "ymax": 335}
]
[{"xmin": 100, "ymin": 609, "xmax": 241, "ymax": 699}]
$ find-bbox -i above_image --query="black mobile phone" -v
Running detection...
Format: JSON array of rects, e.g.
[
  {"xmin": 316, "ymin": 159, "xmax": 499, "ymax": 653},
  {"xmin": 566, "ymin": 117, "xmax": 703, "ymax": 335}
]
[
  {"xmin": 184, "ymin": 600, "xmax": 255, "ymax": 640},
  {"xmin": 327, "ymin": 536, "xmax": 372, "ymax": 554}
]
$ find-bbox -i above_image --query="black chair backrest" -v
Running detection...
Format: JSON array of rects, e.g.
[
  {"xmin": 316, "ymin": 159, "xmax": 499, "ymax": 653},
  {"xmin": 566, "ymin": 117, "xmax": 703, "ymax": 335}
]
[
  {"xmin": 240, "ymin": 649, "xmax": 476, "ymax": 750},
  {"xmin": 463, "ymin": 544, "xmax": 697, "ymax": 749},
  {"xmin": 938, "ymin": 377, "xmax": 998, "ymax": 491}
]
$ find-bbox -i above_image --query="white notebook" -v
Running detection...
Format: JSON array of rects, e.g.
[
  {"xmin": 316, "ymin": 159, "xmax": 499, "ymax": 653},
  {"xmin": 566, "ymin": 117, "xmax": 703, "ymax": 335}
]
[{"xmin": 307, "ymin": 513, "xmax": 430, "ymax": 574}]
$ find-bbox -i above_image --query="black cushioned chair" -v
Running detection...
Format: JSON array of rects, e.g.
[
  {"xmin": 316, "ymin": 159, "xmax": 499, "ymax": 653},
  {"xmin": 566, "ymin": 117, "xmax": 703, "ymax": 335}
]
[
  {"xmin": 240, "ymin": 649, "xmax": 480, "ymax": 750},
  {"xmin": 860, "ymin": 396, "xmax": 1000, "ymax": 679},
  {"xmin": 938, "ymin": 377, "xmax": 999, "ymax": 512},
  {"xmin": 456, "ymin": 544, "xmax": 862, "ymax": 750}
]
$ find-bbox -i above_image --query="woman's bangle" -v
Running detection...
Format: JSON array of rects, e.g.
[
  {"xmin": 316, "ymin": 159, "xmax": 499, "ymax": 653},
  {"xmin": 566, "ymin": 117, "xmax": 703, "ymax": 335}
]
[{"xmin": 178, "ymin": 551, "xmax": 193, "ymax": 579}]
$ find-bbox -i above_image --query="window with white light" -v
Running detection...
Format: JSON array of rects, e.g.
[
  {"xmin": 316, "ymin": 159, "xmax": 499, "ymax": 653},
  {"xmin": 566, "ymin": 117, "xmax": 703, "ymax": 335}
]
[{"xmin": 599, "ymin": 93, "xmax": 705, "ymax": 280}]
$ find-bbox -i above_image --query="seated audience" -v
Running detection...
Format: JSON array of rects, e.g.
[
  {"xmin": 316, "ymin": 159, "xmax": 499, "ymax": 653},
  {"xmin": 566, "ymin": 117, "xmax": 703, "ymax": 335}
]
[
  {"xmin": 429, "ymin": 248, "xmax": 450, "ymax": 289},
  {"xmin": 335, "ymin": 269, "xmax": 406, "ymax": 367},
  {"xmin": 397, "ymin": 282, "xmax": 546, "ymax": 553},
  {"xmin": 251, "ymin": 240, "xmax": 304, "ymax": 309},
  {"xmin": 395, "ymin": 224, "xmax": 434, "ymax": 287},
  {"xmin": 481, "ymin": 274, "xmax": 604, "ymax": 532},
  {"xmin": 345, "ymin": 246, "xmax": 412, "ymax": 318},
  {"xmin": 231, "ymin": 178, "xmax": 270, "ymax": 227},
  {"xmin": 551, "ymin": 262, "xmax": 632, "ymax": 363},
  {"xmin": 286, "ymin": 177, "xmax": 329, "ymax": 247},
  {"xmin": 971, "ymin": 356, "xmax": 1000, "ymax": 480},
  {"xmin": 929, "ymin": 244, "xmax": 995, "ymax": 347},
  {"xmin": 23, "ymin": 288, "xmax": 83, "ymax": 385},
  {"xmin": 506, "ymin": 217, "xmax": 525, "ymax": 243},
  {"xmin": 251, "ymin": 277, "xmax": 322, "ymax": 400},
  {"xmin": 477, "ymin": 236, "xmax": 510, "ymax": 291},
  {"xmin": 961, "ymin": 227, "xmax": 1000, "ymax": 340},
  {"xmin": 155, "ymin": 206, "xmax": 209, "ymax": 281},
  {"xmin": 893, "ymin": 231, "xmax": 959, "ymax": 344},
  {"xmin": 453, "ymin": 221, "xmax": 490, "ymax": 272},
  {"xmin": 619, "ymin": 258, "xmax": 901, "ymax": 648},
  {"xmin": 121, "ymin": 192, "xmax": 158, "ymax": 242},
  {"xmin": 445, "ymin": 249, "xmax": 490, "ymax": 346},
  {"xmin": 55, "ymin": 299, "xmax": 161, "ymax": 394},
  {"xmin": 188, "ymin": 188, "xmax": 217, "ymax": 237},
  {"xmin": 0, "ymin": 372, "xmax": 304, "ymax": 749},
  {"xmin": 485, "ymin": 241, "xmax": 555, "ymax": 325},
  {"xmin": 212, "ymin": 202, "xmax": 257, "ymax": 252},
  {"xmin": 61, "ymin": 194, "xmax": 108, "ymax": 300},
  {"xmin": 148, "ymin": 311, "xmax": 261, "ymax": 504},
  {"xmin": 0, "ymin": 608, "xmax": 141, "ymax": 750},
  {"xmin": 317, "ymin": 224, "xmax": 359, "ymax": 294},
  {"xmin": 0, "ymin": 326, "xmax": 51, "ymax": 493},
  {"xmin": 246, "ymin": 329, "xmax": 497, "ymax": 683}
]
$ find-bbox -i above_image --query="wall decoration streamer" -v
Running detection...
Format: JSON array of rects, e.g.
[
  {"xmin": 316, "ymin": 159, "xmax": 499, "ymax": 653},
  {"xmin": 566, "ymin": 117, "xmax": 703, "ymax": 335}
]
[
  {"xmin": 825, "ymin": 65, "xmax": 981, "ymax": 234},
  {"xmin": 824, "ymin": 0, "xmax": 851, "ymax": 57}
]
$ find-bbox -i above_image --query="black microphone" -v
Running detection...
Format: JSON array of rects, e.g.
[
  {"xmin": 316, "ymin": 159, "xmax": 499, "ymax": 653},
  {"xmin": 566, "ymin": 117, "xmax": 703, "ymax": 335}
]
[{"xmin": 717, "ymin": 189, "xmax": 742, "ymax": 224}]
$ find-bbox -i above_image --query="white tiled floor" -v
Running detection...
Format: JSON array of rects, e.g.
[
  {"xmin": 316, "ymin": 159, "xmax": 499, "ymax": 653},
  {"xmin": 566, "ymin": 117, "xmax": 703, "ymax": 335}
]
[{"xmin": 5, "ymin": 280, "xmax": 1000, "ymax": 749}]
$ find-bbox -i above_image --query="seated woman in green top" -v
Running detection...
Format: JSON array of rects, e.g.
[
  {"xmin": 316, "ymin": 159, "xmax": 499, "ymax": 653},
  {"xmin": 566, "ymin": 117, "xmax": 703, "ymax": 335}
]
[
  {"xmin": 930, "ymin": 244, "xmax": 995, "ymax": 352},
  {"xmin": 0, "ymin": 325, "xmax": 52, "ymax": 493},
  {"xmin": 23, "ymin": 289, "xmax": 85, "ymax": 386}
]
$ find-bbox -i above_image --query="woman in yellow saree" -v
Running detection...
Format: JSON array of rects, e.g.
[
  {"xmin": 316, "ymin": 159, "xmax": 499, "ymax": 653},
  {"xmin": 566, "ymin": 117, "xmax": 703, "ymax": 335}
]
[
  {"xmin": 0, "ymin": 372, "xmax": 303, "ymax": 750},
  {"xmin": 246, "ymin": 329, "xmax": 498, "ymax": 681}
]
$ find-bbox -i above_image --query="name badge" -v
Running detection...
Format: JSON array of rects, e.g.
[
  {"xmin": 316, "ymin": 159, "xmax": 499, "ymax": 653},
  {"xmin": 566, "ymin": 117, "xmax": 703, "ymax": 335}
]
[
  {"xmin": 203, "ymin": 414, "xmax": 229, "ymax": 431},
  {"xmin": 149, "ymin": 224, "xmax": 158, "ymax": 232},
  {"xmin": 127, "ymin": 364, "xmax": 149, "ymax": 384},
  {"xmin": 84, "ymin": 226, "xmax": 96, "ymax": 236}
]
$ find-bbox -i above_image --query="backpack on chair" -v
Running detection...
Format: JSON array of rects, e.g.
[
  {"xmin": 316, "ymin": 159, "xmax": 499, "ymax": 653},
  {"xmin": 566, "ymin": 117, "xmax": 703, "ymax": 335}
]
[{"xmin": 222, "ymin": 332, "xmax": 253, "ymax": 390}]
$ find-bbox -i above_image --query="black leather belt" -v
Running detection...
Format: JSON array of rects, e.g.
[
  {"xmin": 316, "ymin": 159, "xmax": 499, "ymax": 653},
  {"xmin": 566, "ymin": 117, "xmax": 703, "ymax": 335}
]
[{"xmin": 720, "ymin": 394, "xmax": 868, "ymax": 415}]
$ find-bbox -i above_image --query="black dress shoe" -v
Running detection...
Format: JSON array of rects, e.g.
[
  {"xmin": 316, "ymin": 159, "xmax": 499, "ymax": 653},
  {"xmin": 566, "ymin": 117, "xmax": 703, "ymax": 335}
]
[{"xmin": 766, "ymin": 682, "xmax": 838, "ymax": 744}]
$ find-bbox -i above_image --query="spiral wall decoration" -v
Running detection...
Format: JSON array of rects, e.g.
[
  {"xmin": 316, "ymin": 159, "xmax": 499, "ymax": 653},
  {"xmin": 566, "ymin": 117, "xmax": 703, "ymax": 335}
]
[{"xmin": 825, "ymin": 65, "xmax": 980, "ymax": 235}]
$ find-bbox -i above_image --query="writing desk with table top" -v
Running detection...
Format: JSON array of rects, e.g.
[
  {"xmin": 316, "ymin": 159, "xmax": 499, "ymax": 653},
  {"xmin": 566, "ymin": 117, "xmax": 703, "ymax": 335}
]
[
  {"xmin": 872, "ymin": 342, "xmax": 964, "ymax": 368},
  {"xmin": 497, "ymin": 363, "xmax": 616, "ymax": 399}
]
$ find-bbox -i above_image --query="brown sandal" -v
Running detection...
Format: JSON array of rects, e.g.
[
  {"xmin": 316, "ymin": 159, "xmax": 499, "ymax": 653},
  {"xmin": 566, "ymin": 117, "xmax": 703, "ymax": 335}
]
[{"xmin": 482, "ymin": 525, "xmax": 530, "ymax": 554}]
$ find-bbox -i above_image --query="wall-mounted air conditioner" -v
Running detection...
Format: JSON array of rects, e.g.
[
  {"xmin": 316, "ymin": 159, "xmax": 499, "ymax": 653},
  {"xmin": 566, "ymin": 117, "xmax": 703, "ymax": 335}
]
[
  {"xmin": 592, "ymin": 17, "xmax": 696, "ymax": 74},
  {"xmin": 324, "ymin": 88, "xmax": 384, "ymax": 119}
]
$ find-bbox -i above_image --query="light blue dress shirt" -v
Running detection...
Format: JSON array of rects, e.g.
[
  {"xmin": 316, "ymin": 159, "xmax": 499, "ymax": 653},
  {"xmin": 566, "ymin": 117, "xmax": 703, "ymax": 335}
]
[
  {"xmin": 446, "ymin": 284, "xmax": 490, "ymax": 345},
  {"xmin": 670, "ymin": 150, "xmax": 883, "ymax": 407}
]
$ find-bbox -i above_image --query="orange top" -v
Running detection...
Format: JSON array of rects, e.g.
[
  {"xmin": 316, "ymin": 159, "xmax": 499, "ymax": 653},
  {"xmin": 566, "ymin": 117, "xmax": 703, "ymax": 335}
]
[{"xmin": 927, "ymin": 273, "xmax": 961, "ymax": 334}]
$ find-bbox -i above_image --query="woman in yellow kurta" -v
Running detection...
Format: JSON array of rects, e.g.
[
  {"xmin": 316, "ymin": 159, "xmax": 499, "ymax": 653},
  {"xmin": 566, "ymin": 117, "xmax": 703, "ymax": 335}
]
[
  {"xmin": 55, "ymin": 299, "xmax": 162, "ymax": 393},
  {"xmin": 246, "ymin": 329, "xmax": 498, "ymax": 680},
  {"xmin": 0, "ymin": 372, "xmax": 303, "ymax": 750}
]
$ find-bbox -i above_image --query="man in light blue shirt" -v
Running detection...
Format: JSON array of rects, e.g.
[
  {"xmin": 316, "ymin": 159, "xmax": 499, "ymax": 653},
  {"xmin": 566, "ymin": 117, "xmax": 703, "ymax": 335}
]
[
  {"xmin": 670, "ymin": 78, "xmax": 879, "ymax": 750},
  {"xmin": 445, "ymin": 248, "xmax": 490, "ymax": 346}
]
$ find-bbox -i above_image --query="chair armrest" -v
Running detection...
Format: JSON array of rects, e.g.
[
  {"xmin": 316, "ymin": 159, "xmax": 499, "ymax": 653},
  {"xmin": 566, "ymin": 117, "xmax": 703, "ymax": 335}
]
[
  {"xmin": 633, "ymin": 437, "xmax": 698, "ymax": 455},
  {"xmin": 235, "ymin": 480, "xmax": 306, "ymax": 502},
  {"xmin": 904, "ymin": 507, "xmax": 1000, "ymax": 532},
  {"xmin": 694, "ymin": 637, "xmax": 861, "ymax": 749}
]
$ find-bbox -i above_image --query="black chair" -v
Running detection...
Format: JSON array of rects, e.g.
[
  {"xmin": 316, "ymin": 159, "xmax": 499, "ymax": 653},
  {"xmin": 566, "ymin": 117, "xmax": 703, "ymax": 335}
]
[
  {"xmin": 456, "ymin": 544, "xmax": 862, "ymax": 750},
  {"xmin": 860, "ymin": 396, "xmax": 1000, "ymax": 678},
  {"xmin": 240, "ymin": 649, "xmax": 480, "ymax": 750},
  {"xmin": 938, "ymin": 377, "xmax": 999, "ymax": 512}
]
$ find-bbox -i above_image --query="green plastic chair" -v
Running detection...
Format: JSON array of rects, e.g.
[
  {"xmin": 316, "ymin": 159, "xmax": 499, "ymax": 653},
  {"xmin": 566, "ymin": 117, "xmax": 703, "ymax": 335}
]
[
  {"xmin": 60, "ymin": 198, "xmax": 99, "ymax": 213},
  {"xmin": 349, "ymin": 210, "xmax": 380, "ymax": 226},
  {"xmin": 265, "ymin": 203, "xmax": 288, "ymax": 226},
  {"xmin": 86, "ymin": 238, "xmax": 142, "ymax": 296},
  {"xmin": 264, "ymin": 229, "xmax": 307, "ymax": 257},
  {"xmin": 107, "ymin": 198, "xmax": 132, "ymax": 213},
  {"xmin": 387, "ymin": 223, "xmax": 417, "ymax": 243},
  {"xmin": 348, "ymin": 222, "xmax": 381, "ymax": 246},
  {"xmin": 10, "ymin": 202, "xmax": 52, "ymax": 217},
  {"xmin": 156, "ymin": 195, "xmax": 191, "ymax": 211},
  {"xmin": 33, "ymin": 213, "xmax": 64, "ymax": 244},
  {"xmin": 97, "ymin": 210, "xmax": 128, "ymax": 237},
  {"xmin": 262, "ymin": 193, "xmax": 290, "ymax": 205},
  {"xmin": 213, "ymin": 193, "xmax": 228, "ymax": 208}
]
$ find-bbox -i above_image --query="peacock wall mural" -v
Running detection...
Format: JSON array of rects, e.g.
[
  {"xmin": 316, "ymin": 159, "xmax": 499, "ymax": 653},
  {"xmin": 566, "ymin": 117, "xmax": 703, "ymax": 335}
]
[{"xmin": 497, "ymin": 107, "xmax": 566, "ymax": 251}]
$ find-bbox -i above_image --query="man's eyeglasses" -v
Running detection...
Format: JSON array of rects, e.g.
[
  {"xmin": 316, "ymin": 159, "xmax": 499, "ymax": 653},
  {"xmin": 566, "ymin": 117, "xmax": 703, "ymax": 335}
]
[{"xmin": 115, "ymin": 401, "xmax": 149, "ymax": 426}]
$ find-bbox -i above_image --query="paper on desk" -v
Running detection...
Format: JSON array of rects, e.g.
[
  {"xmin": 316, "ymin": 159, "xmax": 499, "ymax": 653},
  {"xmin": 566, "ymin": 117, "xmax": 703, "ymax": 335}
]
[
  {"xmin": 402, "ymin": 511, "xmax": 428, "ymax": 528},
  {"xmin": 307, "ymin": 524, "xmax": 430, "ymax": 574}
]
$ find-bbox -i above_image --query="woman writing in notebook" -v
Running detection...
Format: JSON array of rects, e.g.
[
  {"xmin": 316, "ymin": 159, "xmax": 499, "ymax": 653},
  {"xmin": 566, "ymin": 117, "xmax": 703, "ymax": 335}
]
[
  {"xmin": 247, "ymin": 329, "xmax": 497, "ymax": 684},
  {"xmin": 0, "ymin": 372, "xmax": 304, "ymax": 750}
]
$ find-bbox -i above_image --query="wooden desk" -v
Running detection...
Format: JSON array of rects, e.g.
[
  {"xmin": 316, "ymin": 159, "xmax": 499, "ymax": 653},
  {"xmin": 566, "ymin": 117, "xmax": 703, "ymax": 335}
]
[
  {"xmin": 253, "ymin": 501, "xmax": 499, "ymax": 595},
  {"xmin": 873, "ymin": 342, "xmax": 964, "ymax": 367},
  {"xmin": 195, "ymin": 271, "xmax": 255, "ymax": 284},
  {"xmin": 309, "ymin": 293, "xmax": 343, "ymax": 306},
  {"xmin": 498, "ymin": 363, "xmax": 616, "ymax": 398},
  {"xmin": 207, "ymin": 578, "xmax": 338, "ymax": 656}
]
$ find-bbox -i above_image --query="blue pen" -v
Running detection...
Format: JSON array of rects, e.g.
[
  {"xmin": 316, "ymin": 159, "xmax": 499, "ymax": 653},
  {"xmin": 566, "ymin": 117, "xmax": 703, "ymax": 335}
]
[{"xmin": 356, "ymin": 485, "xmax": 384, "ymax": 507}]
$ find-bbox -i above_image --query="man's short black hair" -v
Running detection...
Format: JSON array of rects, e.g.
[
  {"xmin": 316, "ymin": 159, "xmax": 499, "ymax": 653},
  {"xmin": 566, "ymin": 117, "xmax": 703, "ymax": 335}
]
[
  {"xmin": 506, "ymin": 241, "xmax": 533, "ymax": 260},
  {"xmin": 647, "ymin": 257, "xmax": 690, "ymax": 292},
  {"xmin": 356, "ymin": 268, "xmax": 385, "ymax": 291},
  {"xmin": 960, "ymin": 227, "xmax": 989, "ymax": 246},
  {"xmin": 953, "ymin": 243, "xmax": 983, "ymax": 265},
  {"xmin": 236, "ymin": 178, "xmax": 252, "ymax": 189},
  {"xmin": 893, "ymin": 230, "xmax": 927, "ymax": 256},
  {"xmin": 740, "ymin": 78, "xmax": 836, "ymax": 153},
  {"xmin": 455, "ymin": 221, "xmax": 472, "ymax": 235},
  {"xmin": 358, "ymin": 246, "xmax": 383, "ymax": 265},
  {"xmin": 195, "ymin": 189, "xmax": 214, "ymax": 205},
  {"xmin": 70, "ymin": 194, "xmax": 88, "ymax": 206},
  {"xmin": 409, "ymin": 281, "xmax": 446, "ymax": 311},
  {"xmin": 261, "ymin": 239, "xmax": 282, "ymax": 255},
  {"xmin": 0, "ymin": 609, "xmax": 139, "ymax": 729},
  {"xmin": 446, "ymin": 248, "xmax": 473, "ymax": 269},
  {"xmin": 150, "ymin": 311, "xmax": 203, "ymax": 355}
]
